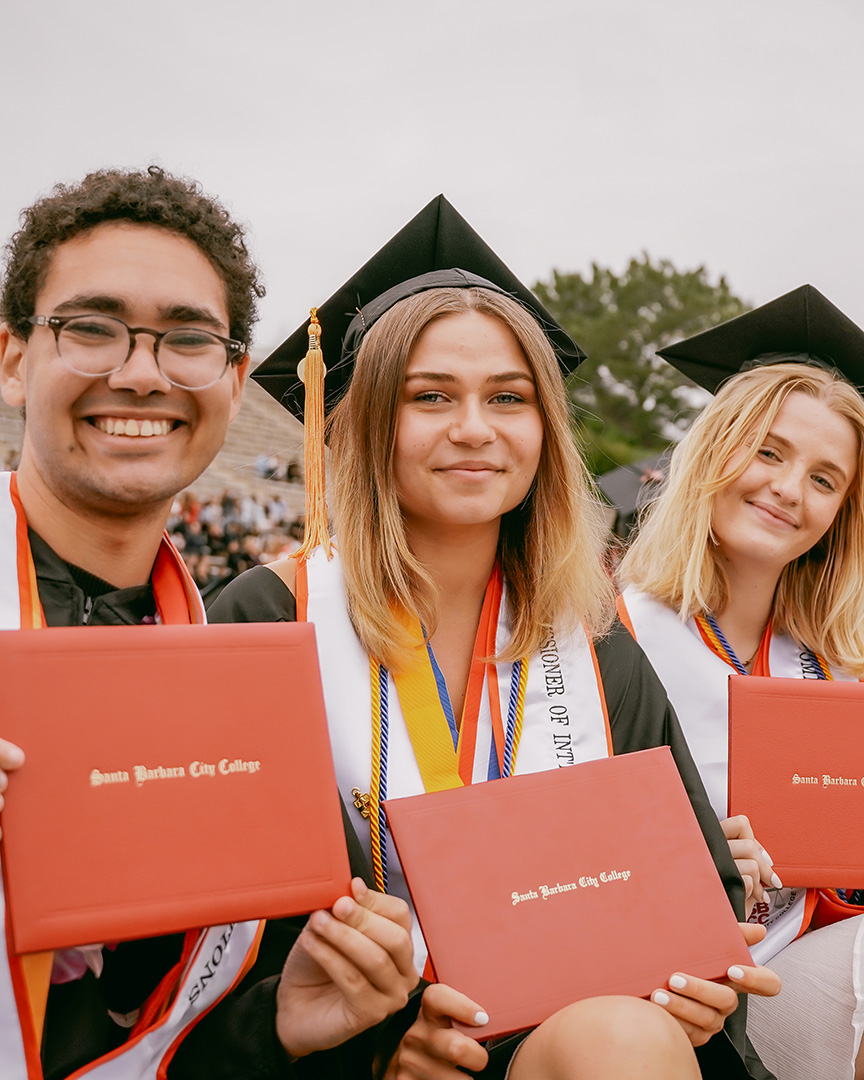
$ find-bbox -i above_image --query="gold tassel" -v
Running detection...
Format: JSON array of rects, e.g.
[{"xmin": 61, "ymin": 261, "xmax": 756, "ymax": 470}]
[{"xmin": 293, "ymin": 308, "xmax": 332, "ymax": 559}]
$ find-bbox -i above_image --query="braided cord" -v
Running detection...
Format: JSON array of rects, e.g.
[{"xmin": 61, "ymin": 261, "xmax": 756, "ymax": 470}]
[
  {"xmin": 369, "ymin": 658, "xmax": 389, "ymax": 891},
  {"xmin": 502, "ymin": 659, "xmax": 528, "ymax": 778},
  {"xmin": 698, "ymin": 613, "xmax": 749, "ymax": 675}
]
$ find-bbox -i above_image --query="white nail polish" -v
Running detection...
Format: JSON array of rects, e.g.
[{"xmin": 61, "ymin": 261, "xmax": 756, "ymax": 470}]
[
  {"xmin": 669, "ymin": 974, "xmax": 687, "ymax": 990},
  {"xmin": 727, "ymin": 966, "xmax": 745, "ymax": 981},
  {"xmin": 652, "ymin": 991, "xmax": 670, "ymax": 1006},
  {"xmin": 771, "ymin": 872, "xmax": 783, "ymax": 889},
  {"xmin": 474, "ymin": 1011, "xmax": 489, "ymax": 1026},
  {"xmin": 761, "ymin": 848, "xmax": 774, "ymax": 865}
]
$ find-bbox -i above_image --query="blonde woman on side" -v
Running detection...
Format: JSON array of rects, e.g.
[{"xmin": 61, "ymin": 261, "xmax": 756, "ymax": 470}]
[{"xmin": 619, "ymin": 286, "xmax": 864, "ymax": 1080}]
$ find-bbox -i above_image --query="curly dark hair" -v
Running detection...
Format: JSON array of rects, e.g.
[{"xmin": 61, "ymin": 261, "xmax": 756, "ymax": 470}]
[{"xmin": 1, "ymin": 165, "xmax": 264, "ymax": 346}]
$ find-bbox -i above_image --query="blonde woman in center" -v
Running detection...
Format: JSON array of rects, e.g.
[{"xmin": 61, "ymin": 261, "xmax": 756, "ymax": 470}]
[{"xmin": 211, "ymin": 198, "xmax": 780, "ymax": 1080}]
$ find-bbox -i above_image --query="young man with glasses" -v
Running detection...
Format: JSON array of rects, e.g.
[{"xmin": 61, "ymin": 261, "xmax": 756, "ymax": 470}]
[{"xmin": 0, "ymin": 168, "xmax": 417, "ymax": 1079}]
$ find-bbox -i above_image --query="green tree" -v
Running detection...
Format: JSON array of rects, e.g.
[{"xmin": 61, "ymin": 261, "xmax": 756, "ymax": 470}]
[{"xmin": 534, "ymin": 256, "xmax": 748, "ymax": 475}]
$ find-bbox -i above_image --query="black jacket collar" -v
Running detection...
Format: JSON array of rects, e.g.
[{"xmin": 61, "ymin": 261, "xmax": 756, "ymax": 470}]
[{"xmin": 29, "ymin": 530, "xmax": 158, "ymax": 627}]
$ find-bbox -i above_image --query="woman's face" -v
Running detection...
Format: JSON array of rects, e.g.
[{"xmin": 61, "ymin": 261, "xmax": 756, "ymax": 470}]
[
  {"xmin": 711, "ymin": 391, "xmax": 859, "ymax": 578},
  {"xmin": 393, "ymin": 310, "xmax": 544, "ymax": 538}
]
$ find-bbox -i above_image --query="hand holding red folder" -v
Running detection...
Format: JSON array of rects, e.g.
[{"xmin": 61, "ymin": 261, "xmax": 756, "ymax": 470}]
[
  {"xmin": 386, "ymin": 924, "xmax": 780, "ymax": 1078},
  {"xmin": 277, "ymin": 879, "xmax": 419, "ymax": 1060},
  {"xmin": 384, "ymin": 984, "xmax": 490, "ymax": 1079},
  {"xmin": 720, "ymin": 814, "xmax": 780, "ymax": 913},
  {"xmin": 649, "ymin": 923, "xmax": 779, "ymax": 1045},
  {"xmin": 0, "ymin": 737, "xmax": 24, "ymax": 837}
]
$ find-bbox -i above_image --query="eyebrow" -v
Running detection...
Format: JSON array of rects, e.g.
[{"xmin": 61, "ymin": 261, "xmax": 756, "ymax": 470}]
[
  {"xmin": 159, "ymin": 304, "xmax": 227, "ymax": 332},
  {"xmin": 765, "ymin": 430, "xmax": 850, "ymax": 483},
  {"xmin": 51, "ymin": 295, "xmax": 227, "ymax": 333},
  {"xmin": 53, "ymin": 294, "xmax": 128, "ymax": 317},
  {"xmin": 404, "ymin": 370, "xmax": 535, "ymax": 384}
]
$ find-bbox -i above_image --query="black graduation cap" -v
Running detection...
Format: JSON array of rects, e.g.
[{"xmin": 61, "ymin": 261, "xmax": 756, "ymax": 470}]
[
  {"xmin": 657, "ymin": 285, "xmax": 864, "ymax": 394},
  {"xmin": 597, "ymin": 452, "xmax": 670, "ymax": 520},
  {"xmin": 252, "ymin": 194, "xmax": 586, "ymax": 418}
]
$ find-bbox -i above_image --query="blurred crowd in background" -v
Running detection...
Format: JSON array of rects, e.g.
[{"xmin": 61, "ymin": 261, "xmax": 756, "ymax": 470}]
[{"xmin": 167, "ymin": 488, "xmax": 305, "ymax": 601}]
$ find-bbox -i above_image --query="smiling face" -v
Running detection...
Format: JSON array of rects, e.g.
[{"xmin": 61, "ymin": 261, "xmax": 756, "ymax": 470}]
[
  {"xmin": 711, "ymin": 391, "xmax": 859, "ymax": 578},
  {"xmin": 393, "ymin": 310, "xmax": 544, "ymax": 541},
  {"xmin": 0, "ymin": 222, "xmax": 248, "ymax": 518}
]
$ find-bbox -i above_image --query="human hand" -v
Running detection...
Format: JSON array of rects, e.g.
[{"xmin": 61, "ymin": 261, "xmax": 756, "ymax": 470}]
[
  {"xmin": 721, "ymin": 814, "xmax": 782, "ymax": 914},
  {"xmin": 649, "ymin": 922, "xmax": 780, "ymax": 1046},
  {"xmin": 0, "ymin": 738, "xmax": 24, "ymax": 837},
  {"xmin": 384, "ymin": 983, "xmax": 490, "ymax": 1079},
  {"xmin": 275, "ymin": 878, "xmax": 419, "ymax": 1059}
]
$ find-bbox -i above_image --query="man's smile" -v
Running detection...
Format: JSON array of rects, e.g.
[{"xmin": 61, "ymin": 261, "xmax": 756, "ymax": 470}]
[{"xmin": 90, "ymin": 416, "xmax": 178, "ymax": 437}]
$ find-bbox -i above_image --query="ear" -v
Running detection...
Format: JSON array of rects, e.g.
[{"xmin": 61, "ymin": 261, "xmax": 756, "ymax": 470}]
[
  {"xmin": 0, "ymin": 323, "xmax": 27, "ymax": 408},
  {"xmin": 227, "ymin": 354, "xmax": 251, "ymax": 425}
]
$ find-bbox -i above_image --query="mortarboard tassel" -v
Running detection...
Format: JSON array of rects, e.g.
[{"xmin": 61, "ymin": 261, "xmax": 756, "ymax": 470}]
[{"xmin": 293, "ymin": 309, "xmax": 332, "ymax": 560}]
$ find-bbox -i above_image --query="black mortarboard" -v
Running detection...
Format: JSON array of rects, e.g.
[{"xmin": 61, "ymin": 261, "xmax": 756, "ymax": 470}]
[
  {"xmin": 252, "ymin": 194, "xmax": 586, "ymax": 418},
  {"xmin": 598, "ymin": 452, "xmax": 669, "ymax": 519},
  {"xmin": 657, "ymin": 285, "xmax": 864, "ymax": 395}
]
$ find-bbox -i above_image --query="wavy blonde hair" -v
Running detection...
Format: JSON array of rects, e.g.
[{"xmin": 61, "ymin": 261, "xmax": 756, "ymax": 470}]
[
  {"xmin": 620, "ymin": 363, "xmax": 864, "ymax": 675},
  {"xmin": 327, "ymin": 287, "xmax": 615, "ymax": 671}
]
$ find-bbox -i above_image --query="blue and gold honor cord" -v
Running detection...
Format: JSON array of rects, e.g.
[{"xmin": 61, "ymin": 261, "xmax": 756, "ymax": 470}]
[{"xmin": 362, "ymin": 654, "xmax": 527, "ymax": 893}]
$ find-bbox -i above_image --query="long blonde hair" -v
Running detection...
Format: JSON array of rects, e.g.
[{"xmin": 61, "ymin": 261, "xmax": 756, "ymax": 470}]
[
  {"xmin": 620, "ymin": 363, "xmax": 864, "ymax": 675},
  {"xmin": 327, "ymin": 287, "xmax": 615, "ymax": 671}
]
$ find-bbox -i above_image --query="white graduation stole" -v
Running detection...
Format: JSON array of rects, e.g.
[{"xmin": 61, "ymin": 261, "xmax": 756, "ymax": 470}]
[
  {"xmin": 620, "ymin": 585, "xmax": 857, "ymax": 965},
  {"xmin": 0, "ymin": 473, "xmax": 264, "ymax": 1080},
  {"xmin": 300, "ymin": 548, "xmax": 611, "ymax": 968}
]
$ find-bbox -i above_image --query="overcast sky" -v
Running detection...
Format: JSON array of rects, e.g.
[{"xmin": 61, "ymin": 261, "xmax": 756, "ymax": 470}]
[{"xmin": 3, "ymin": 0, "xmax": 863, "ymax": 356}]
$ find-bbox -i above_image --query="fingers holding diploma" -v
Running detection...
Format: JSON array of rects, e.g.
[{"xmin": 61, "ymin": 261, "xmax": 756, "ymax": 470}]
[
  {"xmin": 722, "ymin": 922, "xmax": 781, "ymax": 1000},
  {"xmin": 0, "ymin": 737, "xmax": 24, "ymax": 833},
  {"xmin": 650, "ymin": 922, "xmax": 780, "ymax": 1047},
  {"xmin": 276, "ymin": 878, "xmax": 419, "ymax": 1059},
  {"xmin": 384, "ymin": 984, "xmax": 490, "ymax": 1079},
  {"xmin": 721, "ymin": 815, "xmax": 781, "ymax": 911}
]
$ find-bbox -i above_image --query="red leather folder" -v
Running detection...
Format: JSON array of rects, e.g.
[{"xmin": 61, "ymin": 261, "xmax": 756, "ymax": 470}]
[
  {"xmin": 729, "ymin": 675, "xmax": 864, "ymax": 887},
  {"xmin": 384, "ymin": 746, "xmax": 749, "ymax": 1039},
  {"xmin": 0, "ymin": 622, "xmax": 351, "ymax": 953}
]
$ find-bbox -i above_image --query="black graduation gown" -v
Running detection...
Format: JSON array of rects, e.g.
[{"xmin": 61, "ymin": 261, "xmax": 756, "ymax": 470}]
[{"xmin": 208, "ymin": 565, "xmax": 775, "ymax": 1080}]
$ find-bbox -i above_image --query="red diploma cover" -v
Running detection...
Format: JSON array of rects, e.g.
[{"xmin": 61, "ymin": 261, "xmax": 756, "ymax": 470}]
[
  {"xmin": 384, "ymin": 746, "xmax": 749, "ymax": 1039},
  {"xmin": 729, "ymin": 675, "xmax": 864, "ymax": 887},
  {"xmin": 0, "ymin": 622, "xmax": 351, "ymax": 953}
]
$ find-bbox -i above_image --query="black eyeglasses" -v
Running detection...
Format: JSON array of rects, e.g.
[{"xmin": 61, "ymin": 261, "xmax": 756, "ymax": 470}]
[{"xmin": 28, "ymin": 314, "xmax": 247, "ymax": 391}]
